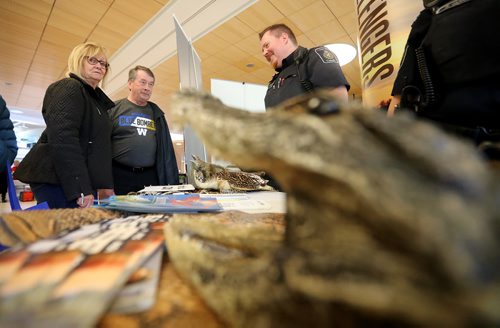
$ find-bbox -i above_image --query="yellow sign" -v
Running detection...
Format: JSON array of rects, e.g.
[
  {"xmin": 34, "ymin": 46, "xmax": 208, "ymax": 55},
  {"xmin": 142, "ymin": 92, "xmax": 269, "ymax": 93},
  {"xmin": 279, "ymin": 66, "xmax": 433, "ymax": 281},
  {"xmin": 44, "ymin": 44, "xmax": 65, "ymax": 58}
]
[{"xmin": 355, "ymin": 0, "xmax": 422, "ymax": 108}]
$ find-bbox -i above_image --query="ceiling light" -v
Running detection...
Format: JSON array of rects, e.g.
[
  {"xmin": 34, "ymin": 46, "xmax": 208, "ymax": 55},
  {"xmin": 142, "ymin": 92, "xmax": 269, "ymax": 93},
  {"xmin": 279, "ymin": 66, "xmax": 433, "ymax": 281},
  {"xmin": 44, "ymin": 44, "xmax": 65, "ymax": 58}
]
[{"xmin": 325, "ymin": 43, "xmax": 357, "ymax": 66}]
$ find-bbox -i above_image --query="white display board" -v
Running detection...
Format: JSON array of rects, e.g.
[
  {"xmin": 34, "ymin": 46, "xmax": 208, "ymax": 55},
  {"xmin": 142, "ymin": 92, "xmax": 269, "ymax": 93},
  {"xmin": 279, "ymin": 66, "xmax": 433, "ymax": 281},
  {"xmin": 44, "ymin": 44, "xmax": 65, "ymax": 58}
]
[
  {"xmin": 210, "ymin": 79, "xmax": 267, "ymax": 167},
  {"xmin": 174, "ymin": 15, "xmax": 207, "ymax": 179}
]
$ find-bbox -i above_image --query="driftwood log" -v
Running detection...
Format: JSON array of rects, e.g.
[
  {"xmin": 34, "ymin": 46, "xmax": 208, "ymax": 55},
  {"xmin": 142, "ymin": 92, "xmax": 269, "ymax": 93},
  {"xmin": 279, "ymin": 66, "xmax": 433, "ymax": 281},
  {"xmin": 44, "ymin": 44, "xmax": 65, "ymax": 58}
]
[{"xmin": 166, "ymin": 90, "xmax": 500, "ymax": 327}]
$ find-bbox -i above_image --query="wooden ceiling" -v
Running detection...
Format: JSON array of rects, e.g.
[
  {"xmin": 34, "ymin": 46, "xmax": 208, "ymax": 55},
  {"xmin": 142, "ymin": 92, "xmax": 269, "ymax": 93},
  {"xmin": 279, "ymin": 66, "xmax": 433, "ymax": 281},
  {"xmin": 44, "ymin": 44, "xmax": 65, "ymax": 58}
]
[{"xmin": 0, "ymin": 0, "xmax": 361, "ymax": 122}]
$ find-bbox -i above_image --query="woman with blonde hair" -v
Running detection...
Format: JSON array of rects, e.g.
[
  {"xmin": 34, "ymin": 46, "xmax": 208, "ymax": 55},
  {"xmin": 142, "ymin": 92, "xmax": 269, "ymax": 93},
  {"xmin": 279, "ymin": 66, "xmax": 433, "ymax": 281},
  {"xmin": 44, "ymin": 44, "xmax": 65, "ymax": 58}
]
[{"xmin": 15, "ymin": 42, "xmax": 115, "ymax": 208}]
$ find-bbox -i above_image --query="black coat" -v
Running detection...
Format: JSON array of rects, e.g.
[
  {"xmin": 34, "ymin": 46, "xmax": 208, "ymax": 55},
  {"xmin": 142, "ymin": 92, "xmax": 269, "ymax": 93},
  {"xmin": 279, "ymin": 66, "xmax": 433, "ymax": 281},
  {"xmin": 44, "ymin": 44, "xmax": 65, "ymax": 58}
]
[
  {"xmin": 150, "ymin": 102, "xmax": 180, "ymax": 185},
  {"xmin": 0, "ymin": 95, "xmax": 18, "ymax": 170},
  {"xmin": 15, "ymin": 74, "xmax": 115, "ymax": 201}
]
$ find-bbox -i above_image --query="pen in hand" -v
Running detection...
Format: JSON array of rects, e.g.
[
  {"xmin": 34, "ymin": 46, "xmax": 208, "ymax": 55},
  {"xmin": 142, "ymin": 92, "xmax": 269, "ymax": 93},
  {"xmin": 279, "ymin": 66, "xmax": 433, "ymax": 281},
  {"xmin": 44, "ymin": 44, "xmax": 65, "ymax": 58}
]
[{"xmin": 78, "ymin": 193, "xmax": 85, "ymax": 207}]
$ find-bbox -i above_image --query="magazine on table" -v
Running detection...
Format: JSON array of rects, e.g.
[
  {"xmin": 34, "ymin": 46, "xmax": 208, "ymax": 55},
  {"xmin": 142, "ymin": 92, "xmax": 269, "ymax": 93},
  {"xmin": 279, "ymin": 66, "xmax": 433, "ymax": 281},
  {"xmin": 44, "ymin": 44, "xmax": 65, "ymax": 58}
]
[
  {"xmin": 0, "ymin": 214, "xmax": 170, "ymax": 327},
  {"xmin": 101, "ymin": 193, "xmax": 222, "ymax": 213}
]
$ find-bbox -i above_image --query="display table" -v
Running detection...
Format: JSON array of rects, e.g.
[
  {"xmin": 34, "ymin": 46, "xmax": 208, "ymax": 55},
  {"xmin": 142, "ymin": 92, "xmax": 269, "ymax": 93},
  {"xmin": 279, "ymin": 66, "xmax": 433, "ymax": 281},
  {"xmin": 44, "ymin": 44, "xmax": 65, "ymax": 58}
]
[
  {"xmin": 99, "ymin": 192, "xmax": 286, "ymax": 327},
  {"xmin": 0, "ymin": 192, "xmax": 285, "ymax": 327}
]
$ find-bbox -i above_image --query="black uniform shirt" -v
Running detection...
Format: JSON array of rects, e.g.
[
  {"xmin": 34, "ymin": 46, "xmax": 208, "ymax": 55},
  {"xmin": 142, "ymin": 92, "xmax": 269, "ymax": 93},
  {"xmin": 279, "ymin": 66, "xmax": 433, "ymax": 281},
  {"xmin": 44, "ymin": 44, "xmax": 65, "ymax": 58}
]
[
  {"xmin": 264, "ymin": 46, "xmax": 350, "ymax": 109},
  {"xmin": 392, "ymin": 0, "xmax": 500, "ymax": 127}
]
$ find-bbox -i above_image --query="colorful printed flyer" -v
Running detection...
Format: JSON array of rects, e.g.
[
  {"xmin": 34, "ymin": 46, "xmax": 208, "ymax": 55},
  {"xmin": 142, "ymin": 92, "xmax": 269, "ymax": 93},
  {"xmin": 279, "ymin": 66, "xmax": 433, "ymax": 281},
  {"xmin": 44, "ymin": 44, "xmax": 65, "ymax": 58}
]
[{"xmin": 0, "ymin": 214, "xmax": 170, "ymax": 328}]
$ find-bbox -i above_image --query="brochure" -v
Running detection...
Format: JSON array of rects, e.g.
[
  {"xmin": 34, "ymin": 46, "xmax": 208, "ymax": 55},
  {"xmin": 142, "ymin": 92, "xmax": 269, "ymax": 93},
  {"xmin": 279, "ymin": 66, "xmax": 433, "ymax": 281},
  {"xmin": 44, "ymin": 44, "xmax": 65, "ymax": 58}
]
[
  {"xmin": 137, "ymin": 184, "xmax": 196, "ymax": 194},
  {"xmin": 102, "ymin": 194, "xmax": 222, "ymax": 213},
  {"xmin": 108, "ymin": 248, "xmax": 164, "ymax": 313},
  {"xmin": 0, "ymin": 214, "xmax": 170, "ymax": 328}
]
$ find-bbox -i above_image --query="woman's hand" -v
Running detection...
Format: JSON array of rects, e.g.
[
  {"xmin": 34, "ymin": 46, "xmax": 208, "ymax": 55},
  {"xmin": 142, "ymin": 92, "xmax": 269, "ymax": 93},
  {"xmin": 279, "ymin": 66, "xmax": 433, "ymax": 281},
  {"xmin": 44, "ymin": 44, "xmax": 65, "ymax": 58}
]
[{"xmin": 77, "ymin": 194, "xmax": 94, "ymax": 208}]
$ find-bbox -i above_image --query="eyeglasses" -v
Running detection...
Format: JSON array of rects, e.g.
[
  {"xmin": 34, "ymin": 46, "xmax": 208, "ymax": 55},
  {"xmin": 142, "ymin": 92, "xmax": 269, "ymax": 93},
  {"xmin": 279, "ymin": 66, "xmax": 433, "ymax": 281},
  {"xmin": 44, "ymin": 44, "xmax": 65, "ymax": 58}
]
[{"xmin": 86, "ymin": 56, "xmax": 109, "ymax": 69}]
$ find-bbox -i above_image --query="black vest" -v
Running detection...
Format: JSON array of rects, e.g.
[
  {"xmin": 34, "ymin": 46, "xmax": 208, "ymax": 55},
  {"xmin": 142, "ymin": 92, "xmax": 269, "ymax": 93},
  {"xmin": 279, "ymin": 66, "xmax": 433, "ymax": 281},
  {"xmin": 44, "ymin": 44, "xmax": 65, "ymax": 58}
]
[
  {"xmin": 264, "ymin": 47, "xmax": 310, "ymax": 109},
  {"xmin": 424, "ymin": 0, "xmax": 500, "ymax": 86}
]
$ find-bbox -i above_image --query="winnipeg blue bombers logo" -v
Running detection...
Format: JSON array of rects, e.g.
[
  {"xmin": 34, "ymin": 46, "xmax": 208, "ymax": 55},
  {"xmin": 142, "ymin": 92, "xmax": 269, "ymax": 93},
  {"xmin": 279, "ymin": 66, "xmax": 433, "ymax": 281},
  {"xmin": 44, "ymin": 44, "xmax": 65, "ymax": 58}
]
[
  {"xmin": 315, "ymin": 47, "xmax": 339, "ymax": 64},
  {"xmin": 119, "ymin": 113, "xmax": 156, "ymax": 136}
]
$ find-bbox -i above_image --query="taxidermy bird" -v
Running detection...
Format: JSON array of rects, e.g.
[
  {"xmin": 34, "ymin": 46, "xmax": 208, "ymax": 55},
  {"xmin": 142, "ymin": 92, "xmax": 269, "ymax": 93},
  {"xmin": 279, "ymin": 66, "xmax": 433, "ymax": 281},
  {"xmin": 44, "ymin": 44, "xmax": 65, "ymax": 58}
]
[
  {"xmin": 166, "ymin": 89, "xmax": 500, "ymax": 327},
  {"xmin": 189, "ymin": 155, "xmax": 273, "ymax": 192}
]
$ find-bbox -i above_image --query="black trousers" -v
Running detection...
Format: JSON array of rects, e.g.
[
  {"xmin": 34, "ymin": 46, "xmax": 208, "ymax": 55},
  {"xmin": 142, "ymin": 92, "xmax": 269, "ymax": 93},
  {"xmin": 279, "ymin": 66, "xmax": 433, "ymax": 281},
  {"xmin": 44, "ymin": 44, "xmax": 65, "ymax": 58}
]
[
  {"xmin": 112, "ymin": 162, "xmax": 159, "ymax": 195},
  {"xmin": 0, "ymin": 170, "xmax": 7, "ymax": 201}
]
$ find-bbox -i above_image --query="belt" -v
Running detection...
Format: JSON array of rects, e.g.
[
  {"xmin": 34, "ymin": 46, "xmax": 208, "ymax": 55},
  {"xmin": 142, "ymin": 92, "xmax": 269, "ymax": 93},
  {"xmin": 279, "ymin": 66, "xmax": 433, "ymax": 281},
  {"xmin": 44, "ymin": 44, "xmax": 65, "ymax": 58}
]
[
  {"xmin": 439, "ymin": 124, "xmax": 500, "ymax": 142},
  {"xmin": 112, "ymin": 160, "xmax": 154, "ymax": 173}
]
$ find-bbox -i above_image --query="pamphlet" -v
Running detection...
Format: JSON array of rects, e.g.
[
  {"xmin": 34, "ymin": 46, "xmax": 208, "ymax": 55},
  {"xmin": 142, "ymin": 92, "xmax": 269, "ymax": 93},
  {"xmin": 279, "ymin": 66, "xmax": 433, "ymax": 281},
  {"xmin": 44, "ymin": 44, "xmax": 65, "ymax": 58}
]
[
  {"xmin": 103, "ymin": 194, "xmax": 222, "ymax": 213},
  {"xmin": 0, "ymin": 214, "xmax": 170, "ymax": 328},
  {"xmin": 138, "ymin": 184, "xmax": 196, "ymax": 194},
  {"xmin": 108, "ymin": 248, "xmax": 164, "ymax": 313}
]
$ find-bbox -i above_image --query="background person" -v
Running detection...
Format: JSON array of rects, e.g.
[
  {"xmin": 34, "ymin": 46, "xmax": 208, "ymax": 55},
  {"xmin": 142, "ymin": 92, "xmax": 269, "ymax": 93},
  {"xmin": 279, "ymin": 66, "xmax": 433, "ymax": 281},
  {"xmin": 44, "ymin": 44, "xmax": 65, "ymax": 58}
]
[
  {"xmin": 0, "ymin": 95, "xmax": 18, "ymax": 203},
  {"xmin": 108, "ymin": 65, "xmax": 179, "ymax": 195},
  {"xmin": 14, "ymin": 42, "xmax": 115, "ymax": 208},
  {"xmin": 388, "ymin": 0, "xmax": 500, "ymax": 150},
  {"xmin": 259, "ymin": 23, "xmax": 350, "ymax": 108}
]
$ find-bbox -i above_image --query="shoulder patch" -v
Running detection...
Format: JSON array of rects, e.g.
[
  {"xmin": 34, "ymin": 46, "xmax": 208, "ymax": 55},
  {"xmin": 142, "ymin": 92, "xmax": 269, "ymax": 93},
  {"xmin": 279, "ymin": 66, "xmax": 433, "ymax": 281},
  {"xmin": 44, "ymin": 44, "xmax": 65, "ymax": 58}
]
[{"xmin": 314, "ymin": 47, "xmax": 339, "ymax": 64}]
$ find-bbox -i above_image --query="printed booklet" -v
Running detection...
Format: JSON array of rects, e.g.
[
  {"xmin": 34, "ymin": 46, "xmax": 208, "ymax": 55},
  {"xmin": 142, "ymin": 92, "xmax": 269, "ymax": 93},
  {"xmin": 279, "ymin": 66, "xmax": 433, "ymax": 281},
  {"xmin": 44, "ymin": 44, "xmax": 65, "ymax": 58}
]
[
  {"xmin": 102, "ymin": 193, "xmax": 222, "ymax": 213},
  {"xmin": 137, "ymin": 184, "xmax": 196, "ymax": 194},
  {"xmin": 0, "ymin": 213, "xmax": 170, "ymax": 328}
]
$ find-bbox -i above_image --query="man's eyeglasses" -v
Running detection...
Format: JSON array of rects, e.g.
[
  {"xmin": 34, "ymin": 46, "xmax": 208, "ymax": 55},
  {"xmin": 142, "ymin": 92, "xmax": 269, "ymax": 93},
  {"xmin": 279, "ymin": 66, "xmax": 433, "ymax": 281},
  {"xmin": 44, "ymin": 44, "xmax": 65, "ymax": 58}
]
[{"xmin": 86, "ymin": 56, "xmax": 109, "ymax": 69}]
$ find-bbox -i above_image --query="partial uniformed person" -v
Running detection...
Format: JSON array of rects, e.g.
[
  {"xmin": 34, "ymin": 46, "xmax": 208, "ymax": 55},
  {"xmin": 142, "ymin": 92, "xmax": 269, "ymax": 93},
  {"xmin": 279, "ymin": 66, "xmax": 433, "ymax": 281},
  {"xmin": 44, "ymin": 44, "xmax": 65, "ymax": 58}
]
[
  {"xmin": 389, "ymin": 0, "xmax": 500, "ymax": 151},
  {"xmin": 259, "ymin": 24, "xmax": 350, "ymax": 109}
]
